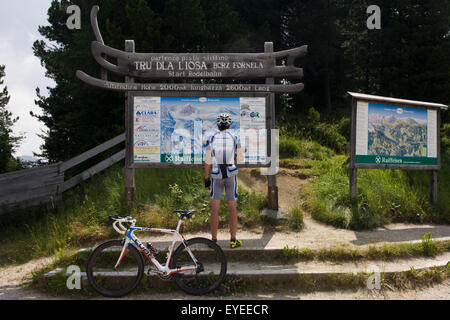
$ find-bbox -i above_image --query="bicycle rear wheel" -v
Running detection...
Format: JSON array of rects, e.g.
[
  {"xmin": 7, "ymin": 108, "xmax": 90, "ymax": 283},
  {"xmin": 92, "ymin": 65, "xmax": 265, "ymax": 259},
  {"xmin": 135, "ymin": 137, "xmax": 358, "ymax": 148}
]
[
  {"xmin": 86, "ymin": 240, "xmax": 144, "ymax": 297},
  {"xmin": 170, "ymin": 237, "xmax": 227, "ymax": 295}
]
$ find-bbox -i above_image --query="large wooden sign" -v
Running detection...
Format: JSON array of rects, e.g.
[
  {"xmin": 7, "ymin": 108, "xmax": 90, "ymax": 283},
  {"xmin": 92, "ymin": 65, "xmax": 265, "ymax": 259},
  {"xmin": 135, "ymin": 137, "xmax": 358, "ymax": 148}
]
[
  {"xmin": 348, "ymin": 92, "xmax": 448, "ymax": 203},
  {"xmin": 76, "ymin": 6, "xmax": 308, "ymax": 209},
  {"xmin": 76, "ymin": 7, "xmax": 307, "ymax": 94},
  {"xmin": 91, "ymin": 41, "xmax": 306, "ymax": 80}
]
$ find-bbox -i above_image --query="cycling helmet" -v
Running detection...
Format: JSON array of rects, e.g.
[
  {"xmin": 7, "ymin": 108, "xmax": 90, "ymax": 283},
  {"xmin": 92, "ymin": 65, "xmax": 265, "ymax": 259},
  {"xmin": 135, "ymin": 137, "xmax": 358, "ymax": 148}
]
[{"xmin": 217, "ymin": 113, "xmax": 232, "ymax": 127}]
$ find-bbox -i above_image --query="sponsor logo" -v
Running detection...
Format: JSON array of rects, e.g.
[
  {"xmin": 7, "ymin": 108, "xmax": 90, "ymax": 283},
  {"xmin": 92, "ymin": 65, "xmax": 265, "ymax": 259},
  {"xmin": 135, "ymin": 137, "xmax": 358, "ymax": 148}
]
[
  {"xmin": 240, "ymin": 110, "xmax": 261, "ymax": 118},
  {"xmin": 135, "ymin": 125, "xmax": 159, "ymax": 133},
  {"xmin": 135, "ymin": 118, "xmax": 158, "ymax": 123},
  {"xmin": 136, "ymin": 110, "xmax": 158, "ymax": 117},
  {"xmin": 134, "ymin": 140, "xmax": 151, "ymax": 147}
]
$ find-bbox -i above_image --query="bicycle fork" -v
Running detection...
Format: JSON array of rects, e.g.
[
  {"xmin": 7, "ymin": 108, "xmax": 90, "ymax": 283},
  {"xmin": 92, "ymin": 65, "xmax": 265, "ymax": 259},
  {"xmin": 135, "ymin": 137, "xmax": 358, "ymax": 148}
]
[{"xmin": 114, "ymin": 239, "xmax": 130, "ymax": 270}]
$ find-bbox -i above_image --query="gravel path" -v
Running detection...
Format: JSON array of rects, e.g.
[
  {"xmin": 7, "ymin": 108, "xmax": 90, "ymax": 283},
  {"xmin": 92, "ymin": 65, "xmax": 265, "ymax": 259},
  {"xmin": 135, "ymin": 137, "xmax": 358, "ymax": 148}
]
[
  {"xmin": 2, "ymin": 277, "xmax": 448, "ymax": 300},
  {"xmin": 118, "ymin": 280, "xmax": 450, "ymax": 300}
]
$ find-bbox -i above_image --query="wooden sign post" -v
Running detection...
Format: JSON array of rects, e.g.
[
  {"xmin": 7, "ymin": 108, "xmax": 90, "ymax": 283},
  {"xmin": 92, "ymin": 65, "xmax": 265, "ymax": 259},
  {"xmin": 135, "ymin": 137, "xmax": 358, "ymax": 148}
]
[
  {"xmin": 78, "ymin": 6, "xmax": 308, "ymax": 208},
  {"xmin": 265, "ymin": 42, "xmax": 278, "ymax": 210},
  {"xmin": 124, "ymin": 40, "xmax": 135, "ymax": 205}
]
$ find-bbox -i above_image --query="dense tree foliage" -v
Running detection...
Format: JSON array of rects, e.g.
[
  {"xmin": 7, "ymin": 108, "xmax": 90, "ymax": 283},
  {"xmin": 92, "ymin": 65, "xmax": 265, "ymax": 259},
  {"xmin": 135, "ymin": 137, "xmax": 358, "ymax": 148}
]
[
  {"xmin": 0, "ymin": 65, "xmax": 22, "ymax": 173},
  {"xmin": 33, "ymin": 0, "xmax": 449, "ymax": 161}
]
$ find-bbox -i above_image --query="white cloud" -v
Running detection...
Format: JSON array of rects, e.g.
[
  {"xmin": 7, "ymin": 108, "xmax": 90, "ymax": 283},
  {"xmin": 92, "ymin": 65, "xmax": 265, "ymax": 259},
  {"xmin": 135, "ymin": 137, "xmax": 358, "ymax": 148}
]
[{"xmin": 0, "ymin": 1, "xmax": 55, "ymax": 158}]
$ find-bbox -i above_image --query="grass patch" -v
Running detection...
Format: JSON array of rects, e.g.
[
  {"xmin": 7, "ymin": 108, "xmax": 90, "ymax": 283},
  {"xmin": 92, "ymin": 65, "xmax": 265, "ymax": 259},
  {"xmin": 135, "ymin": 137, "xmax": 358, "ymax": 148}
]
[
  {"xmin": 279, "ymin": 136, "xmax": 334, "ymax": 160},
  {"xmin": 384, "ymin": 264, "xmax": 450, "ymax": 291},
  {"xmin": 280, "ymin": 238, "xmax": 450, "ymax": 263},
  {"xmin": 0, "ymin": 163, "xmax": 267, "ymax": 267},
  {"xmin": 302, "ymin": 152, "xmax": 450, "ymax": 230},
  {"xmin": 285, "ymin": 207, "xmax": 305, "ymax": 231}
]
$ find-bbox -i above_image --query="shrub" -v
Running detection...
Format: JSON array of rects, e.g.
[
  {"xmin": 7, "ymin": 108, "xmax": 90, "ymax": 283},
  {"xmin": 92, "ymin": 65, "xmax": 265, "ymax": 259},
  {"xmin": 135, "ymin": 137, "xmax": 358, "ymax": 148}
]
[
  {"xmin": 421, "ymin": 233, "xmax": 437, "ymax": 257},
  {"xmin": 278, "ymin": 108, "xmax": 348, "ymax": 154},
  {"xmin": 286, "ymin": 207, "xmax": 305, "ymax": 230},
  {"xmin": 279, "ymin": 136, "xmax": 301, "ymax": 158},
  {"xmin": 279, "ymin": 135, "xmax": 334, "ymax": 160}
]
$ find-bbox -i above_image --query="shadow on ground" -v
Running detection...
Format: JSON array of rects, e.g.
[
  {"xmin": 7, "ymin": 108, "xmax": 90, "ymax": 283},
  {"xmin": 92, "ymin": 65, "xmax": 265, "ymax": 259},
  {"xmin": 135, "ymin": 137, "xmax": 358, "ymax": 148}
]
[{"xmin": 352, "ymin": 224, "xmax": 450, "ymax": 246}]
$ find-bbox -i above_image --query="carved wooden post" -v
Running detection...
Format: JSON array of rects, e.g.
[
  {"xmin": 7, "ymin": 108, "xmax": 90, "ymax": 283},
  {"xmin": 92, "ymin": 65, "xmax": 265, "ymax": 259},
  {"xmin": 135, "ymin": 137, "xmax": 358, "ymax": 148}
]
[
  {"xmin": 125, "ymin": 40, "xmax": 135, "ymax": 206},
  {"xmin": 430, "ymin": 108, "xmax": 441, "ymax": 205},
  {"xmin": 430, "ymin": 170, "xmax": 438, "ymax": 204},
  {"xmin": 349, "ymin": 98, "xmax": 358, "ymax": 202},
  {"xmin": 265, "ymin": 42, "xmax": 279, "ymax": 210}
]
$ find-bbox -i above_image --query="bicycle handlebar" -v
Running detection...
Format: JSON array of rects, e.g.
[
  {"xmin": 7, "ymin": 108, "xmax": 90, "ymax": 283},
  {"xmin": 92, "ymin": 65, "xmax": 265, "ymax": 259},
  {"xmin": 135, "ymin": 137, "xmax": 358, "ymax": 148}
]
[{"xmin": 109, "ymin": 215, "xmax": 136, "ymax": 235}]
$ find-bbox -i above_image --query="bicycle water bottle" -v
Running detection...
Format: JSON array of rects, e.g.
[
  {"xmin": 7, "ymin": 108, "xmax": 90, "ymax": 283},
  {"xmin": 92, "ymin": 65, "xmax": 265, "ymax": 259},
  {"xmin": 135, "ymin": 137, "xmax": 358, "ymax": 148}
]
[{"xmin": 146, "ymin": 242, "xmax": 158, "ymax": 256}]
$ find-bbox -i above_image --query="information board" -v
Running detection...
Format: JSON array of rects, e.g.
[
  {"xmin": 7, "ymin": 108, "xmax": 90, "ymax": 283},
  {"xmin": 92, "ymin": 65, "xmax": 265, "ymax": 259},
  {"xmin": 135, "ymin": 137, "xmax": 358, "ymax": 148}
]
[
  {"xmin": 354, "ymin": 101, "xmax": 438, "ymax": 166},
  {"xmin": 129, "ymin": 92, "xmax": 269, "ymax": 167}
]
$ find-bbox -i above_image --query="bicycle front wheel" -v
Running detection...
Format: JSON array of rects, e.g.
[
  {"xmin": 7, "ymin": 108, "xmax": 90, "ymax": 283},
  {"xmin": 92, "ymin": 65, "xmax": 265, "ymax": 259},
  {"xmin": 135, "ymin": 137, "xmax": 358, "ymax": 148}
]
[
  {"xmin": 86, "ymin": 240, "xmax": 144, "ymax": 297},
  {"xmin": 170, "ymin": 237, "xmax": 227, "ymax": 295}
]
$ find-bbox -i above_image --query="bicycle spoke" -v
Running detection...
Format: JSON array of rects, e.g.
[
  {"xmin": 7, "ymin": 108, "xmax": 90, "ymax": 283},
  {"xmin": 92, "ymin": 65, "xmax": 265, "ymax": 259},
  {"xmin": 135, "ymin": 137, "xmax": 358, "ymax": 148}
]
[
  {"xmin": 87, "ymin": 240, "xmax": 144, "ymax": 297},
  {"xmin": 171, "ymin": 238, "xmax": 227, "ymax": 295}
]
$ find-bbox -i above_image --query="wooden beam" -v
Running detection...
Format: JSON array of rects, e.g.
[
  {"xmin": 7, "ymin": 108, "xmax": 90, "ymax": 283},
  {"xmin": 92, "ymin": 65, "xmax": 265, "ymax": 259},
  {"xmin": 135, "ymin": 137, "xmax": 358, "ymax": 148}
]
[
  {"xmin": 76, "ymin": 70, "xmax": 305, "ymax": 94},
  {"xmin": 0, "ymin": 163, "xmax": 60, "ymax": 182},
  {"xmin": 59, "ymin": 133, "xmax": 125, "ymax": 172},
  {"xmin": 62, "ymin": 150, "xmax": 125, "ymax": 192},
  {"xmin": 0, "ymin": 173, "xmax": 62, "ymax": 200}
]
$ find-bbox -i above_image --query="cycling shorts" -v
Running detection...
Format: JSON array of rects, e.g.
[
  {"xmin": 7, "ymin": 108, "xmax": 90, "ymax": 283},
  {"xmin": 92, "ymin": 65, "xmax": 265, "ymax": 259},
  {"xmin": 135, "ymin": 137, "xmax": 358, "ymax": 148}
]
[{"xmin": 210, "ymin": 176, "xmax": 238, "ymax": 201}]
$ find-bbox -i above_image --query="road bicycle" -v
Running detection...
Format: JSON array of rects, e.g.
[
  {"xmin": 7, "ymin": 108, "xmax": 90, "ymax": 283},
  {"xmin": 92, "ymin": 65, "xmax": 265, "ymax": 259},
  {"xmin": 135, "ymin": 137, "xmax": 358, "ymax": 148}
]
[{"xmin": 86, "ymin": 210, "xmax": 227, "ymax": 297}]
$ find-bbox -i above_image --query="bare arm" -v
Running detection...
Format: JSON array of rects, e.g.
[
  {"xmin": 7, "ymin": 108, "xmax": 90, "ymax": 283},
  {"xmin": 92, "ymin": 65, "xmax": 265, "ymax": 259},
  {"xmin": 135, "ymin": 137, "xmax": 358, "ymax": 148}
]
[
  {"xmin": 236, "ymin": 147, "xmax": 244, "ymax": 165},
  {"xmin": 204, "ymin": 147, "xmax": 212, "ymax": 180}
]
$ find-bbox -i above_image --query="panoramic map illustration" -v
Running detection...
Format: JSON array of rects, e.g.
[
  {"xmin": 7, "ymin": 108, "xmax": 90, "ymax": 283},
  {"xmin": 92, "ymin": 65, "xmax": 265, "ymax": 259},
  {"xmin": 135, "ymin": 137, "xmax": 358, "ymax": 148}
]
[
  {"xmin": 160, "ymin": 97, "xmax": 240, "ymax": 161},
  {"xmin": 367, "ymin": 103, "xmax": 428, "ymax": 157}
]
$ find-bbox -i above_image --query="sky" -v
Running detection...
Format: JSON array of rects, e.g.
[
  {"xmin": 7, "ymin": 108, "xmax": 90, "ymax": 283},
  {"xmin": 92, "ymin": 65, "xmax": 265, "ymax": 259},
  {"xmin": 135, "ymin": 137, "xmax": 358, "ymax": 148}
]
[
  {"xmin": 0, "ymin": 0, "xmax": 54, "ymax": 158},
  {"xmin": 369, "ymin": 103, "xmax": 428, "ymax": 124}
]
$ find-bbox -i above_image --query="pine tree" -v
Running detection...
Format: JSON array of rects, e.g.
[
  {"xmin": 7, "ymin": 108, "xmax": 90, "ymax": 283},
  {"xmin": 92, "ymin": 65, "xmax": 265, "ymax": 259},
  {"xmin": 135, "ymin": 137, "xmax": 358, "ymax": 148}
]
[
  {"xmin": 0, "ymin": 65, "xmax": 22, "ymax": 173},
  {"xmin": 32, "ymin": 0, "xmax": 240, "ymax": 162}
]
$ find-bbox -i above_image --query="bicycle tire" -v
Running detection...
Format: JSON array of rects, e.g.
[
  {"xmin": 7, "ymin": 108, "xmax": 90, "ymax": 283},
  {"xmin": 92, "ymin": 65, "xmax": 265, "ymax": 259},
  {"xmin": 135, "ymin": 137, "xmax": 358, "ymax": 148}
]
[
  {"xmin": 170, "ymin": 237, "xmax": 227, "ymax": 295},
  {"xmin": 86, "ymin": 239, "xmax": 144, "ymax": 297}
]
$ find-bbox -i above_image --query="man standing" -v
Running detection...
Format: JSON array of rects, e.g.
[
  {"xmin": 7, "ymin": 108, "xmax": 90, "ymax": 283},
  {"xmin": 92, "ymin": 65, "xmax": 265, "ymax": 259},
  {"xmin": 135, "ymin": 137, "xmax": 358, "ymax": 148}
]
[{"xmin": 204, "ymin": 113, "xmax": 244, "ymax": 248}]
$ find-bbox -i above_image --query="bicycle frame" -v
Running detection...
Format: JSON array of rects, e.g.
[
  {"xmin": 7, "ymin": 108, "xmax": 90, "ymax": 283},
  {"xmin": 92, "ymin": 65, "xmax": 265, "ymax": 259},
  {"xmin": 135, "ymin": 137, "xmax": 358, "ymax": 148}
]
[{"xmin": 113, "ymin": 219, "xmax": 199, "ymax": 276}]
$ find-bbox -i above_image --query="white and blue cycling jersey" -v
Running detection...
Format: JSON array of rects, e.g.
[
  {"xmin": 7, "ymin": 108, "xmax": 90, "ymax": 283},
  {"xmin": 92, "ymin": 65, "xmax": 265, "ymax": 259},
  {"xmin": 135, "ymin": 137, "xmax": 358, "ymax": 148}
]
[{"xmin": 205, "ymin": 130, "xmax": 241, "ymax": 180}]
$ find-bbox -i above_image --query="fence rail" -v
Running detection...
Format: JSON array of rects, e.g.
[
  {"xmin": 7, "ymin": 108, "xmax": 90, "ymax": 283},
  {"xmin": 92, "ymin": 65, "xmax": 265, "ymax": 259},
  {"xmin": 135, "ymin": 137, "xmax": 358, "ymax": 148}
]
[{"xmin": 0, "ymin": 133, "xmax": 125, "ymax": 213}]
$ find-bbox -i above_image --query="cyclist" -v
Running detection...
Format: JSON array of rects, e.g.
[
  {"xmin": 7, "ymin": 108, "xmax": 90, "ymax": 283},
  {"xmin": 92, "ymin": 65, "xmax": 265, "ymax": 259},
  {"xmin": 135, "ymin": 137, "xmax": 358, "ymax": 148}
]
[{"xmin": 204, "ymin": 113, "xmax": 244, "ymax": 248}]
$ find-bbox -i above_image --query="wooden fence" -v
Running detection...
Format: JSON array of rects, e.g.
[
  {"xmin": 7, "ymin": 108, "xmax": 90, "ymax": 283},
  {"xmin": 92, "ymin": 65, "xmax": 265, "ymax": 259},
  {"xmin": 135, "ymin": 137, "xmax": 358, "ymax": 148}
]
[{"xmin": 0, "ymin": 133, "xmax": 125, "ymax": 213}]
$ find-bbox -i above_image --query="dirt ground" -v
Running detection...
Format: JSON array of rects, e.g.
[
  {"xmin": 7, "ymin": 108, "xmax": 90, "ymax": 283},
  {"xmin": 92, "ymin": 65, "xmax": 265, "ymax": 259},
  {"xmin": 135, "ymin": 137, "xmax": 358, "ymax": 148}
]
[
  {"xmin": 117, "ymin": 280, "xmax": 450, "ymax": 300},
  {"xmin": 2, "ymin": 278, "xmax": 448, "ymax": 300}
]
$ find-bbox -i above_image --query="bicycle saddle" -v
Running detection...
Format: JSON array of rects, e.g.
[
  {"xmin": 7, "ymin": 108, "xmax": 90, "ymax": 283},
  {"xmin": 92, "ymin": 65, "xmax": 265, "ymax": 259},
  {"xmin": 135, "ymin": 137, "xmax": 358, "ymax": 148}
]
[{"xmin": 173, "ymin": 209, "xmax": 195, "ymax": 219}]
